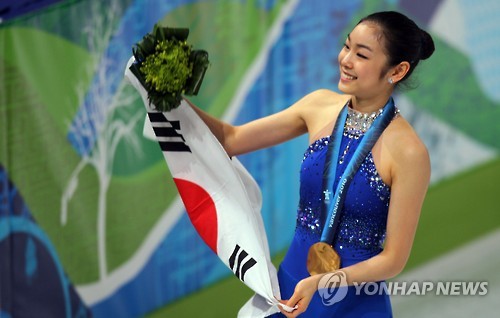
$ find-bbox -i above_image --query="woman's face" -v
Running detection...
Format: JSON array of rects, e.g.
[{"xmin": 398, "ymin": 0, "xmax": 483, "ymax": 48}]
[{"xmin": 338, "ymin": 22, "xmax": 391, "ymax": 100}]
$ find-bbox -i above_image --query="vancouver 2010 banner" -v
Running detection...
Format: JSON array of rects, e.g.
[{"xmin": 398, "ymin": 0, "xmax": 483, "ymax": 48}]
[{"xmin": 1, "ymin": 0, "xmax": 499, "ymax": 317}]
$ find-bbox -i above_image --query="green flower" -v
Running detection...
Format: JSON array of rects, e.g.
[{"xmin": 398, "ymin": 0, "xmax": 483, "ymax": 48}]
[
  {"xmin": 140, "ymin": 40, "xmax": 193, "ymax": 94},
  {"xmin": 129, "ymin": 25, "xmax": 209, "ymax": 112}
]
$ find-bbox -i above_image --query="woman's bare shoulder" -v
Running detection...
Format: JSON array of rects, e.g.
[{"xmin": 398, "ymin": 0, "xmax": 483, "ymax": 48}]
[
  {"xmin": 293, "ymin": 89, "xmax": 350, "ymax": 114},
  {"xmin": 293, "ymin": 89, "xmax": 350, "ymax": 138},
  {"xmin": 305, "ymin": 89, "xmax": 349, "ymax": 105},
  {"xmin": 385, "ymin": 116, "xmax": 430, "ymax": 167}
]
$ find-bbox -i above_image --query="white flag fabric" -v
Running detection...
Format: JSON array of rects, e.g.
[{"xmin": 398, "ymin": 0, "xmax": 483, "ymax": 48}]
[{"xmin": 125, "ymin": 56, "xmax": 293, "ymax": 317}]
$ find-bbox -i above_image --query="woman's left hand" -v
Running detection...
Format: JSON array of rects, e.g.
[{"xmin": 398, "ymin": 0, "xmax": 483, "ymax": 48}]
[{"xmin": 278, "ymin": 274, "xmax": 322, "ymax": 317}]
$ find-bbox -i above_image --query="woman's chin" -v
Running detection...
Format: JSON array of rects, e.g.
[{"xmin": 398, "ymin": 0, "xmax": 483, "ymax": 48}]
[{"xmin": 338, "ymin": 82, "xmax": 353, "ymax": 94}]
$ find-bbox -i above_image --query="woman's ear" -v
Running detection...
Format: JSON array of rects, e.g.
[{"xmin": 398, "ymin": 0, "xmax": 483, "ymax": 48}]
[{"xmin": 388, "ymin": 61, "xmax": 410, "ymax": 84}]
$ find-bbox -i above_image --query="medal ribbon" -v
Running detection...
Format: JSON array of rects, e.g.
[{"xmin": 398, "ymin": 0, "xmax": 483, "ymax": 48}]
[{"xmin": 320, "ymin": 97, "xmax": 395, "ymax": 244}]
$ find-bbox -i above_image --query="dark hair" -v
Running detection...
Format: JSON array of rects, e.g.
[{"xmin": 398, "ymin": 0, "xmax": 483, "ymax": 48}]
[{"xmin": 358, "ymin": 11, "xmax": 435, "ymax": 84}]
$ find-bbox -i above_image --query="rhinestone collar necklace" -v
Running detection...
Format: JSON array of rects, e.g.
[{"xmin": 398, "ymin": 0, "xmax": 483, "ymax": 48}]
[
  {"xmin": 339, "ymin": 100, "xmax": 399, "ymax": 164},
  {"xmin": 344, "ymin": 102, "xmax": 384, "ymax": 138}
]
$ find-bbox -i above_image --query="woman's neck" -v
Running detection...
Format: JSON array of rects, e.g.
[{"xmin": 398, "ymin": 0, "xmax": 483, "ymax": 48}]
[{"xmin": 350, "ymin": 93, "xmax": 392, "ymax": 113}]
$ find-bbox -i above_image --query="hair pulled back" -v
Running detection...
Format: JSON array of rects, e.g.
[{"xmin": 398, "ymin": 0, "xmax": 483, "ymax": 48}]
[{"xmin": 358, "ymin": 11, "xmax": 435, "ymax": 84}]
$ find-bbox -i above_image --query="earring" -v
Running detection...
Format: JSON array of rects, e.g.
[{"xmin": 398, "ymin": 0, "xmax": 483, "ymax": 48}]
[{"xmin": 388, "ymin": 78, "xmax": 394, "ymax": 84}]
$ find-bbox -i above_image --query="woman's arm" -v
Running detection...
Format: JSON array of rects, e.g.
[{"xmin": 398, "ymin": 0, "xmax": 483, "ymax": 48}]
[
  {"xmin": 339, "ymin": 126, "xmax": 431, "ymax": 283},
  {"xmin": 280, "ymin": 122, "xmax": 431, "ymax": 317},
  {"xmin": 184, "ymin": 89, "xmax": 343, "ymax": 157}
]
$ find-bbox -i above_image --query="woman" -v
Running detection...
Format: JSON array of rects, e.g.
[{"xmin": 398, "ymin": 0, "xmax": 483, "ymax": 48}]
[{"xmin": 187, "ymin": 11, "xmax": 434, "ymax": 317}]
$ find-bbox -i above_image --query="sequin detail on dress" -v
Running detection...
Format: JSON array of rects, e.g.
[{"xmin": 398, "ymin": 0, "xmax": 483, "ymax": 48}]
[
  {"xmin": 296, "ymin": 135, "xmax": 391, "ymax": 251},
  {"xmin": 360, "ymin": 153, "xmax": 390, "ymax": 201},
  {"xmin": 303, "ymin": 137, "xmax": 330, "ymax": 162},
  {"xmin": 296, "ymin": 205, "xmax": 321, "ymax": 235},
  {"xmin": 336, "ymin": 213, "xmax": 387, "ymax": 255}
]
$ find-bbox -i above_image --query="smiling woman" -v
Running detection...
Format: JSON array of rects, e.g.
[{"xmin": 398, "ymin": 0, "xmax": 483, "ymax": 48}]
[
  {"xmin": 187, "ymin": 10, "xmax": 435, "ymax": 318},
  {"xmin": 338, "ymin": 13, "xmax": 434, "ymax": 109}
]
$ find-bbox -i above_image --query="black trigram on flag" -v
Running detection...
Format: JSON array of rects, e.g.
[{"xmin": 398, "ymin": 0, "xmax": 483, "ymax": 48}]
[
  {"xmin": 148, "ymin": 112, "xmax": 191, "ymax": 152},
  {"xmin": 229, "ymin": 244, "xmax": 257, "ymax": 282}
]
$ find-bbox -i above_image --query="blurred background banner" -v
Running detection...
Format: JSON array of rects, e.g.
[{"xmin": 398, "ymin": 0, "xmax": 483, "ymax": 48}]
[{"xmin": 1, "ymin": 0, "xmax": 498, "ymax": 317}]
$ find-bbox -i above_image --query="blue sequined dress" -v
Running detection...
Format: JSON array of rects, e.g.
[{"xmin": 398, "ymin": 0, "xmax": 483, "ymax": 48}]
[{"xmin": 270, "ymin": 132, "xmax": 393, "ymax": 317}]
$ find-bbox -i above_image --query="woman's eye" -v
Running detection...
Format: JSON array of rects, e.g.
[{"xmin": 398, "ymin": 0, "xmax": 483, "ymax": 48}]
[
  {"xmin": 357, "ymin": 54, "xmax": 368, "ymax": 59},
  {"xmin": 343, "ymin": 43, "xmax": 350, "ymax": 50}
]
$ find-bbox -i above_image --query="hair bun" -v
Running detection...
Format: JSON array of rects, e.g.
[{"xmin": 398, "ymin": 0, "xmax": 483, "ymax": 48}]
[{"xmin": 419, "ymin": 29, "xmax": 435, "ymax": 60}]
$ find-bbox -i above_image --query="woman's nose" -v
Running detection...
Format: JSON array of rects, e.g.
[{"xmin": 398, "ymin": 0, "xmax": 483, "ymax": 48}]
[{"xmin": 340, "ymin": 52, "xmax": 353, "ymax": 68}]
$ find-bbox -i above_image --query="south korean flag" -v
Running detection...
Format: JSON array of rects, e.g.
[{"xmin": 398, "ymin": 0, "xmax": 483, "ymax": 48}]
[{"xmin": 125, "ymin": 57, "xmax": 295, "ymax": 317}]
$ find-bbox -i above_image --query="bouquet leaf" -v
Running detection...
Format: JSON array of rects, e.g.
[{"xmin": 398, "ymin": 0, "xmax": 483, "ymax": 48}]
[{"xmin": 130, "ymin": 24, "xmax": 209, "ymax": 112}]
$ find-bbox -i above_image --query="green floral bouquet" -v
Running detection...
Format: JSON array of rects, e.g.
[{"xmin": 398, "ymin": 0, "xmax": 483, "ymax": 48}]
[{"xmin": 129, "ymin": 24, "xmax": 209, "ymax": 112}]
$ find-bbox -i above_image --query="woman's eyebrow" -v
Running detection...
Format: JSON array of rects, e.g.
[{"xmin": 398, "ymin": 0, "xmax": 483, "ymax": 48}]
[{"xmin": 347, "ymin": 34, "xmax": 373, "ymax": 52}]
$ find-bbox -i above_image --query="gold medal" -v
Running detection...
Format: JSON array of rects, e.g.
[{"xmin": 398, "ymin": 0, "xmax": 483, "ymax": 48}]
[{"xmin": 306, "ymin": 242, "xmax": 340, "ymax": 275}]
